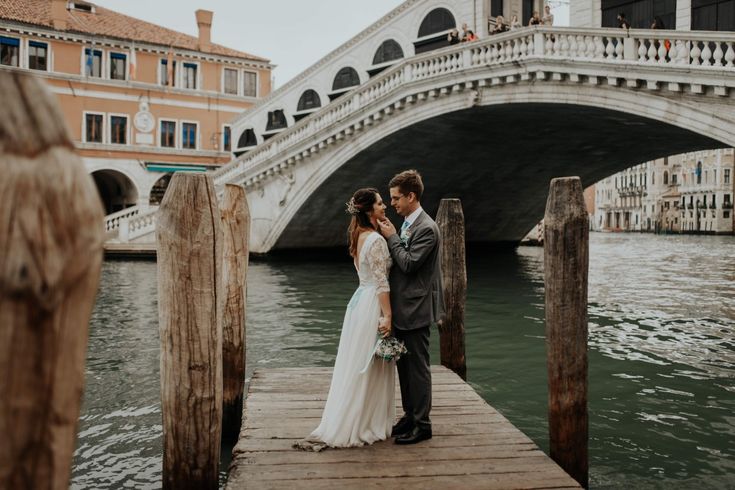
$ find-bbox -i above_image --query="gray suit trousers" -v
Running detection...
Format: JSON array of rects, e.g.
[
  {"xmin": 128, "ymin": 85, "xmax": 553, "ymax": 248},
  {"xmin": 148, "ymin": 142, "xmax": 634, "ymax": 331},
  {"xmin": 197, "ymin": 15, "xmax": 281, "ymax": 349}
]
[{"xmin": 394, "ymin": 326, "xmax": 431, "ymax": 430}]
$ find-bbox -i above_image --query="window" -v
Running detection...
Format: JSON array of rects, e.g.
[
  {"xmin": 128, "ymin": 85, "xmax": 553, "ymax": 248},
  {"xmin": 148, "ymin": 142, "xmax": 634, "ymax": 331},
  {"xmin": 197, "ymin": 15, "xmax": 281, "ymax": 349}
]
[
  {"xmin": 0, "ymin": 36, "xmax": 20, "ymax": 67},
  {"xmin": 692, "ymin": 0, "xmax": 735, "ymax": 31},
  {"xmin": 373, "ymin": 40, "xmax": 404, "ymax": 65},
  {"xmin": 726, "ymin": 168, "xmax": 731, "ymax": 184},
  {"xmin": 85, "ymin": 48, "xmax": 102, "ymax": 77},
  {"xmin": 223, "ymin": 125, "xmax": 231, "ymax": 151},
  {"xmin": 110, "ymin": 52, "xmax": 126, "ymax": 80},
  {"xmin": 672, "ymin": 173, "xmax": 678, "ymax": 184},
  {"xmin": 182, "ymin": 63, "xmax": 198, "ymax": 89},
  {"xmin": 85, "ymin": 113, "xmax": 103, "ymax": 143},
  {"xmin": 243, "ymin": 71, "xmax": 257, "ymax": 97},
  {"xmin": 238, "ymin": 129, "xmax": 257, "ymax": 148},
  {"xmin": 160, "ymin": 59, "xmax": 176, "ymax": 86},
  {"xmin": 332, "ymin": 67, "xmax": 360, "ymax": 92},
  {"xmin": 265, "ymin": 110, "xmax": 287, "ymax": 131},
  {"xmin": 602, "ymin": 0, "xmax": 676, "ymax": 29},
  {"xmin": 182, "ymin": 122, "xmax": 197, "ymax": 149},
  {"xmin": 224, "ymin": 68, "xmax": 238, "ymax": 95},
  {"xmin": 491, "ymin": 0, "xmax": 503, "ymax": 17},
  {"xmin": 160, "ymin": 120, "xmax": 176, "ymax": 147},
  {"xmin": 297, "ymin": 89, "xmax": 321, "ymax": 111},
  {"xmin": 28, "ymin": 41, "xmax": 48, "ymax": 71},
  {"xmin": 696, "ymin": 161, "xmax": 703, "ymax": 184},
  {"xmin": 110, "ymin": 115, "xmax": 128, "ymax": 144},
  {"xmin": 663, "ymin": 171, "xmax": 669, "ymax": 185},
  {"xmin": 418, "ymin": 8, "xmax": 456, "ymax": 37}
]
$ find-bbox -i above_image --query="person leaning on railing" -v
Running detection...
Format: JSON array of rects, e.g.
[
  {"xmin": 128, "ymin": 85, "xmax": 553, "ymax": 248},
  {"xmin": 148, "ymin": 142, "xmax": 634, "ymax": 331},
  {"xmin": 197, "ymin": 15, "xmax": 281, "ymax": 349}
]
[{"xmin": 490, "ymin": 16, "xmax": 509, "ymax": 35}]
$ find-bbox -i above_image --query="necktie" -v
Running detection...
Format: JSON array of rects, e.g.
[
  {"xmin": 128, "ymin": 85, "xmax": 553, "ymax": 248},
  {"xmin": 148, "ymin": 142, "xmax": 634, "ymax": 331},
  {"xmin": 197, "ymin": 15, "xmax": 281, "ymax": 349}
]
[{"xmin": 400, "ymin": 220, "xmax": 410, "ymax": 240}]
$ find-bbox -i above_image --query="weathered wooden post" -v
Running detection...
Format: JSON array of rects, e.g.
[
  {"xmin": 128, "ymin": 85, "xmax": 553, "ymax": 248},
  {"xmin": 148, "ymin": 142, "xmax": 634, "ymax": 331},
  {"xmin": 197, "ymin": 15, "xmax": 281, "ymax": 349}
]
[
  {"xmin": 436, "ymin": 198, "xmax": 467, "ymax": 380},
  {"xmin": 0, "ymin": 72, "xmax": 104, "ymax": 489},
  {"xmin": 543, "ymin": 177, "xmax": 589, "ymax": 489},
  {"xmin": 157, "ymin": 173, "xmax": 224, "ymax": 490},
  {"xmin": 220, "ymin": 184, "xmax": 250, "ymax": 442}
]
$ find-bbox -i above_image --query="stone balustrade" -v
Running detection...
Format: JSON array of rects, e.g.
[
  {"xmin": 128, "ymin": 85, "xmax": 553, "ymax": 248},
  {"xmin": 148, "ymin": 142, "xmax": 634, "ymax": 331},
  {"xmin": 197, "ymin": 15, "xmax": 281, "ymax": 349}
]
[{"xmin": 104, "ymin": 205, "xmax": 141, "ymax": 233}]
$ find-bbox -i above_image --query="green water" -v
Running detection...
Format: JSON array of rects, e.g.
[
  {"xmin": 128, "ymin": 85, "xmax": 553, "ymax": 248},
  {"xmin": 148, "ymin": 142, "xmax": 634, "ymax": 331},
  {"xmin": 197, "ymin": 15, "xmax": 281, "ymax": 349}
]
[{"xmin": 72, "ymin": 233, "xmax": 735, "ymax": 489}]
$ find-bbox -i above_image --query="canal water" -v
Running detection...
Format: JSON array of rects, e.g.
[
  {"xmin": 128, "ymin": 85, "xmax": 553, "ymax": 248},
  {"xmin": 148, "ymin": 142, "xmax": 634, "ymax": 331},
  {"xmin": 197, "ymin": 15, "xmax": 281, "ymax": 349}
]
[{"xmin": 71, "ymin": 233, "xmax": 735, "ymax": 489}]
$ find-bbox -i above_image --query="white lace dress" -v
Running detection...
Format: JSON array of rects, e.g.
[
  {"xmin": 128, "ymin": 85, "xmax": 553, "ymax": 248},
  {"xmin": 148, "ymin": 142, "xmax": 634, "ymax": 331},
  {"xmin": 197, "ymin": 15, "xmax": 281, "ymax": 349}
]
[{"xmin": 306, "ymin": 232, "xmax": 396, "ymax": 448}]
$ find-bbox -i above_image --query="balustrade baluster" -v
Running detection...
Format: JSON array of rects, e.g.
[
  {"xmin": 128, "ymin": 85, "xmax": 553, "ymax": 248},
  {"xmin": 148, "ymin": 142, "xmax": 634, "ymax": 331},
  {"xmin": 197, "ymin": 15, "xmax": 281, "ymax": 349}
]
[
  {"xmin": 569, "ymin": 35, "xmax": 578, "ymax": 57},
  {"xmin": 545, "ymin": 34, "xmax": 554, "ymax": 55},
  {"xmin": 520, "ymin": 37, "xmax": 528, "ymax": 58},
  {"xmin": 593, "ymin": 36, "xmax": 604, "ymax": 59},
  {"xmin": 577, "ymin": 35, "xmax": 587, "ymax": 58},
  {"xmin": 604, "ymin": 37, "xmax": 614, "ymax": 59},
  {"xmin": 713, "ymin": 42, "xmax": 724, "ymax": 67},
  {"xmin": 615, "ymin": 37, "xmax": 624, "ymax": 59},
  {"xmin": 491, "ymin": 44, "xmax": 499, "ymax": 63},
  {"xmin": 725, "ymin": 42, "xmax": 735, "ymax": 67},
  {"xmin": 691, "ymin": 41, "xmax": 702, "ymax": 65},
  {"xmin": 560, "ymin": 35, "xmax": 570, "ymax": 57},
  {"xmin": 658, "ymin": 41, "xmax": 668, "ymax": 64},
  {"xmin": 701, "ymin": 42, "xmax": 712, "ymax": 66},
  {"xmin": 513, "ymin": 39, "xmax": 521, "ymax": 60},
  {"xmin": 586, "ymin": 36, "xmax": 595, "ymax": 58}
]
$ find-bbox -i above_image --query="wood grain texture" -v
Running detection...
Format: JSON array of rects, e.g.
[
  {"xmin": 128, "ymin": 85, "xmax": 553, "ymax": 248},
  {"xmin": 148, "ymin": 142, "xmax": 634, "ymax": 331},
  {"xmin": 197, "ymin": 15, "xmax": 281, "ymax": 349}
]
[
  {"xmin": 220, "ymin": 184, "xmax": 250, "ymax": 442},
  {"xmin": 543, "ymin": 177, "xmax": 589, "ymax": 489},
  {"xmin": 157, "ymin": 173, "xmax": 224, "ymax": 490},
  {"xmin": 436, "ymin": 199, "xmax": 467, "ymax": 380},
  {"xmin": 0, "ymin": 71, "xmax": 104, "ymax": 489},
  {"xmin": 226, "ymin": 366, "xmax": 581, "ymax": 489}
]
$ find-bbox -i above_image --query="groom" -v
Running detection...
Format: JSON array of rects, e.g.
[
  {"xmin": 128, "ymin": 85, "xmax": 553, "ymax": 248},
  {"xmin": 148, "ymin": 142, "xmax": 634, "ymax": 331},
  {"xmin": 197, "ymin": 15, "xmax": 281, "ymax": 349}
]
[{"xmin": 378, "ymin": 169, "xmax": 443, "ymax": 445}]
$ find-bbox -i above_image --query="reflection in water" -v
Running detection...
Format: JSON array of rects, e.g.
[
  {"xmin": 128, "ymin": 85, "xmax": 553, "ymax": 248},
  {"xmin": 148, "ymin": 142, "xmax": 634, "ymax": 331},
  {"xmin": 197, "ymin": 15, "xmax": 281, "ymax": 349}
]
[{"xmin": 73, "ymin": 234, "xmax": 735, "ymax": 489}]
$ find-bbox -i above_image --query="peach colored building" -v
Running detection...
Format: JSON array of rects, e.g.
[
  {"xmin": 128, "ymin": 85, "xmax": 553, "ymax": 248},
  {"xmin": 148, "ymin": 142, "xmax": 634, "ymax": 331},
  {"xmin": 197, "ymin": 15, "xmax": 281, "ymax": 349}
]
[{"xmin": 0, "ymin": 0, "xmax": 272, "ymax": 215}]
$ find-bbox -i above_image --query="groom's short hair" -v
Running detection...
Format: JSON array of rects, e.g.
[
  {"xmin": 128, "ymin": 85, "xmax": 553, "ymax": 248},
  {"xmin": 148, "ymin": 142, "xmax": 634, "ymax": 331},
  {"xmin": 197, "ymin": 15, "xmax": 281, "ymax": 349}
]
[{"xmin": 389, "ymin": 169, "xmax": 424, "ymax": 200}]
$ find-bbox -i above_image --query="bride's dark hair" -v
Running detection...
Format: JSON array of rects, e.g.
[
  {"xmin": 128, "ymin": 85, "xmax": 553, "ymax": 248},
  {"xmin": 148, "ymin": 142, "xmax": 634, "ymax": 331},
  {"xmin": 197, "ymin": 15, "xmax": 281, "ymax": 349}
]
[{"xmin": 346, "ymin": 187, "xmax": 379, "ymax": 258}]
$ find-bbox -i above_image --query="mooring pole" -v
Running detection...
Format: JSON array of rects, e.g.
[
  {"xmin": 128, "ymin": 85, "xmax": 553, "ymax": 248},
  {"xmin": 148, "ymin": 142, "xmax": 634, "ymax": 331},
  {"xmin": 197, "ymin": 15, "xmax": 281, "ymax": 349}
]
[
  {"xmin": 0, "ymin": 72, "xmax": 104, "ymax": 489},
  {"xmin": 543, "ymin": 177, "xmax": 589, "ymax": 489},
  {"xmin": 157, "ymin": 173, "xmax": 224, "ymax": 490},
  {"xmin": 436, "ymin": 198, "xmax": 468, "ymax": 380},
  {"xmin": 220, "ymin": 184, "xmax": 250, "ymax": 442}
]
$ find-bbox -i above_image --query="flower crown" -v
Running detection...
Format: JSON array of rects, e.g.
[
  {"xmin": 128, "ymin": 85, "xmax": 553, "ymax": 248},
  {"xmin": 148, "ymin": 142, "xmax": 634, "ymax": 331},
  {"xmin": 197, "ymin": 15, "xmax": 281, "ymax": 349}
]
[{"xmin": 345, "ymin": 198, "xmax": 360, "ymax": 216}]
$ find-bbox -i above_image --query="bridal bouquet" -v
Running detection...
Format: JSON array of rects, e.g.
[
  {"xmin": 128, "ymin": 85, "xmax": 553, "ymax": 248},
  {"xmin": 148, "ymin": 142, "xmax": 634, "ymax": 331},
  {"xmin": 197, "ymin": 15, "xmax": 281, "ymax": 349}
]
[{"xmin": 375, "ymin": 336, "xmax": 407, "ymax": 362}]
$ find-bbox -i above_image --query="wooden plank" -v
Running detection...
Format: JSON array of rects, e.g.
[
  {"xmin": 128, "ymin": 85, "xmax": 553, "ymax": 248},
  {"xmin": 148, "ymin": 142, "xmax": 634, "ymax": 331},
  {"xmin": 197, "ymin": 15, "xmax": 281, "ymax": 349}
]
[{"xmin": 226, "ymin": 366, "xmax": 580, "ymax": 489}]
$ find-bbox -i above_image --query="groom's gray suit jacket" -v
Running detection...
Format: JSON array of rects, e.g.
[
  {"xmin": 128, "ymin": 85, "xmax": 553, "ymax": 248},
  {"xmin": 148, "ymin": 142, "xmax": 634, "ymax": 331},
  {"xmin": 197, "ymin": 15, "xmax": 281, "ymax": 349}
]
[{"xmin": 387, "ymin": 210, "xmax": 444, "ymax": 331}]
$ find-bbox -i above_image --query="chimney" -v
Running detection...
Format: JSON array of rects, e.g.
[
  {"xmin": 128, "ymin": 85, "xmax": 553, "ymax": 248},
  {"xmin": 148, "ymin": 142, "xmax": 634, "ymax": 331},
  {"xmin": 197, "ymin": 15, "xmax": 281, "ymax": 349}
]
[
  {"xmin": 51, "ymin": 0, "xmax": 68, "ymax": 30},
  {"xmin": 195, "ymin": 10, "xmax": 213, "ymax": 51}
]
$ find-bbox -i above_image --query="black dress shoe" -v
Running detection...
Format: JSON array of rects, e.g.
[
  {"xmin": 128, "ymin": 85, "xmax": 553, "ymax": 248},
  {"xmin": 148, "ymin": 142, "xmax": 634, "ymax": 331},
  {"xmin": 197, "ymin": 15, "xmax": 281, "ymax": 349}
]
[
  {"xmin": 394, "ymin": 426, "xmax": 432, "ymax": 445},
  {"xmin": 391, "ymin": 417, "xmax": 414, "ymax": 437}
]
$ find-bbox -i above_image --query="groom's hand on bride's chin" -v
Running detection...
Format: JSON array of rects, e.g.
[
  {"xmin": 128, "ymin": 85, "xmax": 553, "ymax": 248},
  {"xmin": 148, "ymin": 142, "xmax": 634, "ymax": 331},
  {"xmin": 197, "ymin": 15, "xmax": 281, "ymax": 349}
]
[{"xmin": 378, "ymin": 218, "xmax": 396, "ymax": 237}]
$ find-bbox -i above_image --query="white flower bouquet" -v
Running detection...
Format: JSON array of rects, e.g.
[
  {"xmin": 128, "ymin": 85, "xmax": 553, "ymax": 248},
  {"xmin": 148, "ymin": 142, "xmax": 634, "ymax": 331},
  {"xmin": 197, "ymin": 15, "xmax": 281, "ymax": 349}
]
[{"xmin": 374, "ymin": 336, "xmax": 407, "ymax": 362}]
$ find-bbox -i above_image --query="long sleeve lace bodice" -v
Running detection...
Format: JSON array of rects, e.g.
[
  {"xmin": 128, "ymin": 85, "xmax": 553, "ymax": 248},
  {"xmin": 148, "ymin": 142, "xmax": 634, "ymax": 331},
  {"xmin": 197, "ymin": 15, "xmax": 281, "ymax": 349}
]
[{"xmin": 360, "ymin": 233, "xmax": 391, "ymax": 294}]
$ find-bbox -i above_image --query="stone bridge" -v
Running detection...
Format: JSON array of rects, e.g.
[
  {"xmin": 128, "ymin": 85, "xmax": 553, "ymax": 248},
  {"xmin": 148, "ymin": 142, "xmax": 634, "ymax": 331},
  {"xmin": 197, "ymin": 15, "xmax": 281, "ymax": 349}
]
[{"xmin": 109, "ymin": 25, "xmax": 735, "ymax": 253}]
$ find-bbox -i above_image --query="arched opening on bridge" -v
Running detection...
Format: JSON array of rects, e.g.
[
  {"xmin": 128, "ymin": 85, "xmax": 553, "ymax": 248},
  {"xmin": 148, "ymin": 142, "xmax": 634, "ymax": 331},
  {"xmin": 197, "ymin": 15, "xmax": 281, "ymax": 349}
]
[
  {"xmin": 91, "ymin": 169, "xmax": 138, "ymax": 215},
  {"xmin": 415, "ymin": 8, "xmax": 456, "ymax": 54},
  {"xmin": 295, "ymin": 89, "xmax": 322, "ymax": 121},
  {"xmin": 235, "ymin": 128, "xmax": 257, "ymax": 156},
  {"xmin": 369, "ymin": 40, "xmax": 404, "ymax": 77},
  {"xmin": 149, "ymin": 173, "xmax": 172, "ymax": 206},
  {"xmin": 330, "ymin": 67, "xmax": 360, "ymax": 101},
  {"xmin": 265, "ymin": 110, "xmax": 288, "ymax": 137}
]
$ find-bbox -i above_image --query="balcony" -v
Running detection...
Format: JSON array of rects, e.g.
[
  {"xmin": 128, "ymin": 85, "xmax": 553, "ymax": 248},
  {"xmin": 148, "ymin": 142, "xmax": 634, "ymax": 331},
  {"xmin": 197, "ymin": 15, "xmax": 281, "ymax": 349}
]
[{"xmin": 724, "ymin": 202, "xmax": 733, "ymax": 209}]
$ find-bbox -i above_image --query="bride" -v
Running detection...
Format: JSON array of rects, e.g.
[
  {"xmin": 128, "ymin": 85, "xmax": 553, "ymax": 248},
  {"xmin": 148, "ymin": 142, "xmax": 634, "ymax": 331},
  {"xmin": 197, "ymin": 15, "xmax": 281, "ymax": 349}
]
[{"xmin": 299, "ymin": 187, "xmax": 396, "ymax": 449}]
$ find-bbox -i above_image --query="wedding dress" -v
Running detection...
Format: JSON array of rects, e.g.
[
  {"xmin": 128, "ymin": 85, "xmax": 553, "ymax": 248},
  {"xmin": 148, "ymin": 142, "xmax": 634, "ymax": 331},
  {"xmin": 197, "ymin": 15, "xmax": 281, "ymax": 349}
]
[{"xmin": 305, "ymin": 231, "xmax": 396, "ymax": 448}]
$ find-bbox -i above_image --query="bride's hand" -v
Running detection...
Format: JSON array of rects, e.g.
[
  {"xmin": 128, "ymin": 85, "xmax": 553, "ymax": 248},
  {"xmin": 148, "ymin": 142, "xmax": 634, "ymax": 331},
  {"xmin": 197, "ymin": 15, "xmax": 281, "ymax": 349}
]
[{"xmin": 378, "ymin": 317, "xmax": 391, "ymax": 338}]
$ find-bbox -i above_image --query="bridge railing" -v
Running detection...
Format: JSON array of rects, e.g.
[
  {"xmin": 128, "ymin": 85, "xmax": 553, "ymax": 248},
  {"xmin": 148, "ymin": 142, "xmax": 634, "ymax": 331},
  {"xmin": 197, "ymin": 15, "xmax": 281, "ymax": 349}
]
[
  {"xmin": 104, "ymin": 205, "xmax": 141, "ymax": 233},
  {"xmin": 212, "ymin": 26, "xmax": 735, "ymax": 190}
]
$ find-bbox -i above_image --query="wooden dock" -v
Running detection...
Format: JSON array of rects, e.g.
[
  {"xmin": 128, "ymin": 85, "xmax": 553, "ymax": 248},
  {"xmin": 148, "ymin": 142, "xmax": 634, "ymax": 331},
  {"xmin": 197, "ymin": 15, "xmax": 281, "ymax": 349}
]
[{"xmin": 226, "ymin": 366, "xmax": 582, "ymax": 489}]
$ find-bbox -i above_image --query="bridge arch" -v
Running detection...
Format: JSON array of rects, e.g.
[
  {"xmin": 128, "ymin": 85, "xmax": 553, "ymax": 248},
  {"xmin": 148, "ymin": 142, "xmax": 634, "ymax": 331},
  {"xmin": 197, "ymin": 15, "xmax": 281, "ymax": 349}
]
[
  {"xmin": 262, "ymin": 83, "xmax": 733, "ymax": 251},
  {"xmin": 415, "ymin": 5, "xmax": 458, "ymax": 54},
  {"xmin": 372, "ymin": 39, "xmax": 405, "ymax": 65},
  {"xmin": 91, "ymin": 169, "xmax": 139, "ymax": 215}
]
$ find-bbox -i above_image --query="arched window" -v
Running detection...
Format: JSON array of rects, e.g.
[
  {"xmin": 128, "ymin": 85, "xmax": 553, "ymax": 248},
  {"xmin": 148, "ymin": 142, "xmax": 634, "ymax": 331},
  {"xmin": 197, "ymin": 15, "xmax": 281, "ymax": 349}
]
[
  {"xmin": 332, "ymin": 67, "xmax": 360, "ymax": 92},
  {"xmin": 373, "ymin": 39, "xmax": 404, "ymax": 65},
  {"xmin": 237, "ymin": 128, "xmax": 257, "ymax": 148},
  {"xmin": 297, "ymin": 89, "xmax": 321, "ymax": 112},
  {"xmin": 265, "ymin": 110, "xmax": 288, "ymax": 131},
  {"xmin": 418, "ymin": 8, "xmax": 456, "ymax": 37},
  {"xmin": 663, "ymin": 171, "xmax": 669, "ymax": 185}
]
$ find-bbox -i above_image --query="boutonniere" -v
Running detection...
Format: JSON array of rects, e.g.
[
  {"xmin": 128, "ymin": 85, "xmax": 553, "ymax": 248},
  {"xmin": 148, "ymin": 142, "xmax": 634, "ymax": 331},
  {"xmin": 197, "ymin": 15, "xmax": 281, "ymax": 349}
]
[{"xmin": 400, "ymin": 230, "xmax": 411, "ymax": 246}]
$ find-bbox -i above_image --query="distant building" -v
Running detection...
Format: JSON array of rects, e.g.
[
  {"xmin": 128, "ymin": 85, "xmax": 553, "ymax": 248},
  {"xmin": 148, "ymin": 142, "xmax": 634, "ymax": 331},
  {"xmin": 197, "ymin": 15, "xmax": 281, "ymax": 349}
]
[
  {"xmin": 0, "ymin": 0, "xmax": 272, "ymax": 215},
  {"xmin": 594, "ymin": 150, "xmax": 734, "ymax": 235}
]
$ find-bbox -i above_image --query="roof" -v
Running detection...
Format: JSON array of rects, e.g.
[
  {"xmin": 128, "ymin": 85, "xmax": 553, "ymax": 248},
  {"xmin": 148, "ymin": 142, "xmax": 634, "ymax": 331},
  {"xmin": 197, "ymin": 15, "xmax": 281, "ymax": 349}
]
[{"xmin": 0, "ymin": 0, "xmax": 269, "ymax": 63}]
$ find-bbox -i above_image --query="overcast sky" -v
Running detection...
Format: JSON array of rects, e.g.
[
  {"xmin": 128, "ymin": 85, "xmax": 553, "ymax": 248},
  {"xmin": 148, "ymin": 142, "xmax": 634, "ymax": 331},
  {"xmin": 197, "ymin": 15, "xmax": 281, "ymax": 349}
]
[{"xmin": 92, "ymin": 0, "xmax": 569, "ymax": 88}]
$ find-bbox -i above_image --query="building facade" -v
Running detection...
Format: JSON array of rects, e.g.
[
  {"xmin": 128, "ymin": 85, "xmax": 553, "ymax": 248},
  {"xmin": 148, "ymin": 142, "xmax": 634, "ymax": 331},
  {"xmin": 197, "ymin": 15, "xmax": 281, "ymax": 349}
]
[
  {"xmin": 0, "ymin": 0, "xmax": 272, "ymax": 216},
  {"xmin": 594, "ymin": 150, "xmax": 734, "ymax": 234}
]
